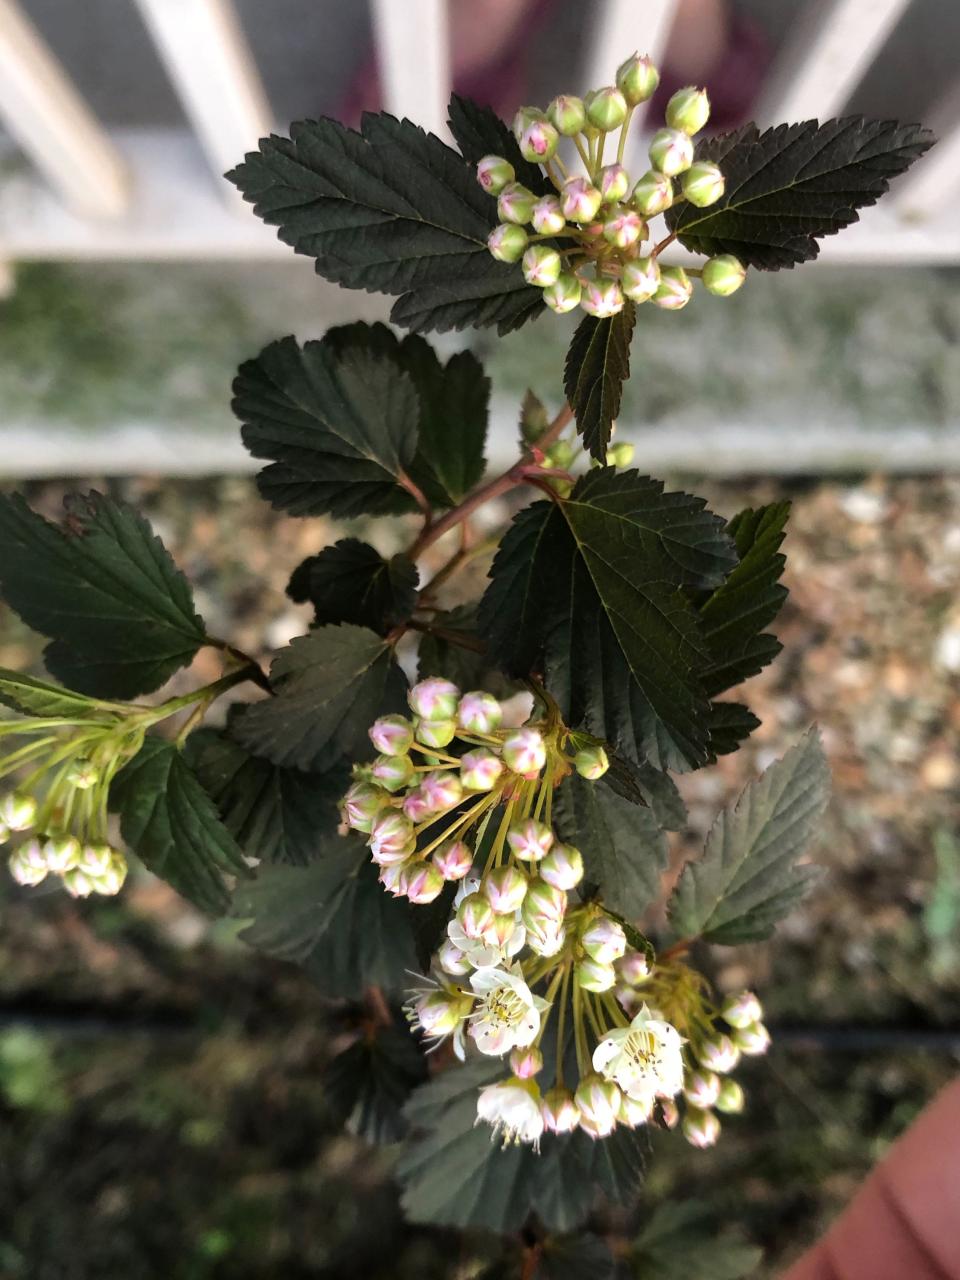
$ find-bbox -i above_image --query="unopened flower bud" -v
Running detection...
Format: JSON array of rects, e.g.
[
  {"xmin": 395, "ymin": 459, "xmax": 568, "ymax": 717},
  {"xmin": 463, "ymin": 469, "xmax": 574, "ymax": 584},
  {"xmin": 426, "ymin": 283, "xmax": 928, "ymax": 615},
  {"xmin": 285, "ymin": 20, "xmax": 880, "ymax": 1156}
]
[
  {"xmin": 684, "ymin": 1068, "xmax": 722, "ymax": 1109},
  {"xmin": 0, "ymin": 791, "xmax": 37, "ymax": 833},
  {"xmin": 575, "ymin": 1073, "xmax": 621, "ymax": 1137},
  {"xmin": 510, "ymin": 1045, "xmax": 543, "ymax": 1078},
  {"xmin": 483, "ymin": 910, "xmax": 520, "ymax": 949},
  {"xmin": 631, "ymin": 170, "xmax": 673, "ymax": 217},
  {"xmin": 522, "ymin": 245, "xmax": 562, "ymax": 287},
  {"xmin": 518, "ymin": 118, "xmax": 559, "ymax": 164},
  {"xmin": 541, "ymin": 1086, "xmax": 580, "ymax": 1132},
  {"xmin": 539, "ymin": 842, "xmax": 583, "ymax": 890},
  {"xmin": 581, "ymin": 914, "xmax": 626, "ymax": 963},
  {"xmin": 409, "ymin": 677, "xmax": 460, "ymax": 721},
  {"xmin": 587, "ymin": 86, "xmax": 628, "ymax": 132},
  {"xmin": 599, "ymin": 163, "xmax": 630, "ymax": 203},
  {"xmin": 66, "ymin": 760, "xmax": 98, "ymax": 790},
  {"xmin": 379, "ymin": 859, "xmax": 413, "ymax": 896},
  {"xmin": 342, "ymin": 781, "xmax": 388, "ymax": 833},
  {"xmin": 458, "ymin": 891, "xmax": 495, "ymax": 940},
  {"xmin": 488, "ymin": 223, "xmax": 528, "ymax": 263},
  {"xmin": 616, "ymin": 52, "xmax": 660, "ymax": 106},
  {"xmin": 543, "ymin": 273, "xmax": 582, "ymax": 315},
  {"xmin": 506, "ymin": 818, "xmax": 554, "ymax": 863},
  {"xmin": 581, "ymin": 219, "xmax": 605, "ymax": 241},
  {"xmin": 477, "ymin": 154, "xmax": 515, "ymax": 195},
  {"xmin": 416, "ymin": 989, "xmax": 471, "ymax": 1037},
  {"xmin": 43, "ymin": 834, "xmax": 82, "ymax": 874},
  {"xmin": 576, "ymin": 955, "xmax": 617, "ymax": 992},
  {"xmin": 658, "ymin": 1097, "xmax": 680, "ymax": 1129},
  {"xmin": 369, "ymin": 714, "xmax": 414, "ymax": 756},
  {"xmin": 561, "ymin": 177, "xmax": 602, "ymax": 224},
  {"xmin": 580, "ymin": 277, "xmax": 624, "ymax": 318},
  {"xmin": 602, "ymin": 207, "xmax": 646, "ymax": 249},
  {"xmin": 420, "ymin": 770, "xmax": 463, "ymax": 812},
  {"xmin": 95, "ymin": 849, "xmax": 127, "ymax": 896},
  {"xmin": 8, "ymin": 841, "xmax": 48, "ymax": 887},
  {"xmin": 547, "ymin": 94, "xmax": 586, "ymax": 136},
  {"xmin": 512, "ymin": 106, "xmax": 547, "ymax": 141},
  {"xmin": 402, "ymin": 788, "xmax": 434, "ymax": 823},
  {"xmin": 649, "ymin": 128, "xmax": 694, "ymax": 176},
  {"xmin": 530, "ymin": 195, "xmax": 566, "ymax": 236},
  {"xmin": 666, "ymin": 86, "xmax": 711, "ymax": 135},
  {"xmin": 652, "ymin": 265, "xmax": 692, "ymax": 311},
  {"xmin": 682, "ymin": 160, "xmax": 725, "ymax": 207},
  {"xmin": 621, "ymin": 255, "xmax": 661, "ymax": 302},
  {"xmin": 63, "ymin": 867, "xmax": 96, "ymax": 898},
  {"xmin": 438, "ymin": 937, "xmax": 473, "ymax": 974},
  {"xmin": 697, "ymin": 1033, "xmax": 740, "ymax": 1074},
  {"xmin": 619, "ymin": 1093, "xmax": 654, "ymax": 1128},
  {"xmin": 370, "ymin": 811, "xmax": 416, "ymax": 864},
  {"xmin": 414, "ymin": 718, "xmax": 457, "ymax": 750},
  {"xmin": 683, "ymin": 1106, "xmax": 721, "ymax": 1148},
  {"xmin": 498, "ymin": 182, "xmax": 537, "ymax": 225},
  {"xmin": 574, "ymin": 744, "xmax": 609, "ymax": 779},
  {"xmin": 526, "ymin": 918, "xmax": 566, "ymax": 956},
  {"xmin": 715, "ymin": 1078, "xmax": 745, "ymax": 1114},
  {"xmin": 721, "ymin": 991, "xmax": 763, "ymax": 1029},
  {"xmin": 544, "ymin": 439, "xmax": 575, "ymax": 470},
  {"xmin": 433, "ymin": 839, "xmax": 474, "ymax": 881},
  {"xmin": 606, "ymin": 441, "xmax": 635, "ymax": 468},
  {"xmin": 702, "ymin": 254, "xmax": 746, "ymax": 297},
  {"xmin": 733, "ymin": 1021, "xmax": 771, "ymax": 1056},
  {"xmin": 459, "ymin": 748, "xmax": 501, "ymax": 793},
  {"xmin": 483, "ymin": 864, "xmax": 528, "ymax": 914},
  {"xmin": 522, "ymin": 878, "xmax": 568, "ymax": 926},
  {"xmin": 501, "ymin": 728, "xmax": 546, "ymax": 776},
  {"xmin": 406, "ymin": 861, "xmax": 445, "ymax": 904},
  {"xmin": 81, "ymin": 842, "xmax": 114, "ymax": 876},
  {"xmin": 617, "ymin": 949, "xmax": 651, "ymax": 986},
  {"xmin": 457, "ymin": 691, "xmax": 503, "ymax": 736},
  {"xmin": 370, "ymin": 752, "xmax": 415, "ymax": 793}
]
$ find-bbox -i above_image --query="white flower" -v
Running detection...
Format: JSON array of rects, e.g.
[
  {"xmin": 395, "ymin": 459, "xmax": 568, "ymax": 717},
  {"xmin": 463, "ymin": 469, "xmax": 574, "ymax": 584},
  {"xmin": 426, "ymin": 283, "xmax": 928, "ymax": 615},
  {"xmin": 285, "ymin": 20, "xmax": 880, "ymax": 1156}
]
[
  {"xmin": 476, "ymin": 1076, "xmax": 544, "ymax": 1150},
  {"xmin": 592, "ymin": 1006, "xmax": 685, "ymax": 1103},
  {"xmin": 468, "ymin": 965, "xmax": 550, "ymax": 1056},
  {"xmin": 447, "ymin": 912, "xmax": 525, "ymax": 970}
]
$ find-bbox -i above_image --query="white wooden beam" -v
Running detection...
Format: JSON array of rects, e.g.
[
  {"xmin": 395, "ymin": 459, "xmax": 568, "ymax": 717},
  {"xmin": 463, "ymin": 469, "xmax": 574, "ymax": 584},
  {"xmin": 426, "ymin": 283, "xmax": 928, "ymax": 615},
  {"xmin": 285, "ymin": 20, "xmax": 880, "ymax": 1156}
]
[
  {"xmin": 371, "ymin": 0, "xmax": 451, "ymax": 141},
  {"xmin": 756, "ymin": 0, "xmax": 913, "ymax": 124},
  {"xmin": 0, "ymin": 0, "xmax": 129, "ymax": 218},
  {"xmin": 133, "ymin": 0, "xmax": 272, "ymax": 207},
  {"xmin": 893, "ymin": 82, "xmax": 960, "ymax": 218}
]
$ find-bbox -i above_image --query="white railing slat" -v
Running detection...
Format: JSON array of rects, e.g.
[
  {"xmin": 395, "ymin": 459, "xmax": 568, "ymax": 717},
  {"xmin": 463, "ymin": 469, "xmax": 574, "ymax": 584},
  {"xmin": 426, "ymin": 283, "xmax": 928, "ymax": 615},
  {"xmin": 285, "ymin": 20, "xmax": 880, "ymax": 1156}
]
[
  {"xmin": 757, "ymin": 0, "xmax": 913, "ymax": 124},
  {"xmin": 371, "ymin": 0, "xmax": 450, "ymax": 141},
  {"xmin": 133, "ymin": 0, "xmax": 272, "ymax": 207},
  {"xmin": 894, "ymin": 82, "xmax": 960, "ymax": 217},
  {"xmin": 0, "ymin": 0, "xmax": 129, "ymax": 218}
]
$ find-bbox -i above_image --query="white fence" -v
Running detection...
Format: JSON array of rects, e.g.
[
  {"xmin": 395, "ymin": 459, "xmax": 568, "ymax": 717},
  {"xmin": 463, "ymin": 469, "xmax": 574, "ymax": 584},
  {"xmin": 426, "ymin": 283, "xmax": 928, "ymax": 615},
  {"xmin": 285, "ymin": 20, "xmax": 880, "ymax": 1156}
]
[{"xmin": 0, "ymin": 0, "xmax": 958, "ymax": 275}]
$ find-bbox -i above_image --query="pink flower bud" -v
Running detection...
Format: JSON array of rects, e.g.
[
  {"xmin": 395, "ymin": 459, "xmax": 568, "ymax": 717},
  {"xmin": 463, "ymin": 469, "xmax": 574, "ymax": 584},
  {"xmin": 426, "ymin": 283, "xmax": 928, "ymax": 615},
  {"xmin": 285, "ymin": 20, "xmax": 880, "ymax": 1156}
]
[
  {"xmin": 506, "ymin": 818, "xmax": 554, "ymax": 863},
  {"xmin": 617, "ymin": 949, "xmax": 651, "ymax": 986},
  {"xmin": 530, "ymin": 195, "xmax": 566, "ymax": 236},
  {"xmin": 8, "ymin": 841, "xmax": 48, "ymax": 887},
  {"xmin": 510, "ymin": 1045, "xmax": 543, "ymax": 1079},
  {"xmin": 573, "ymin": 744, "xmax": 609, "ymax": 780},
  {"xmin": 42, "ymin": 834, "xmax": 81, "ymax": 873},
  {"xmin": 501, "ymin": 728, "xmax": 546, "ymax": 776},
  {"xmin": 621, "ymin": 255, "xmax": 661, "ymax": 303},
  {"xmin": 437, "ymin": 938, "xmax": 472, "ymax": 974},
  {"xmin": 684, "ymin": 1068, "xmax": 722, "ymax": 1109},
  {"xmin": 702, "ymin": 254, "xmax": 746, "ymax": 297},
  {"xmin": 402, "ymin": 788, "xmax": 434, "ymax": 823},
  {"xmin": 652, "ymin": 265, "xmax": 692, "ymax": 312},
  {"xmin": 576, "ymin": 955, "xmax": 617, "ymax": 992},
  {"xmin": 406, "ymin": 861, "xmax": 445, "ymax": 904},
  {"xmin": 682, "ymin": 1106, "xmax": 720, "ymax": 1149},
  {"xmin": 575, "ymin": 1074, "xmax": 621, "ymax": 1137},
  {"xmin": 94, "ymin": 850, "xmax": 127, "ymax": 896},
  {"xmin": 476, "ymin": 154, "xmax": 515, "ymax": 195},
  {"xmin": 368, "ymin": 714, "xmax": 414, "ymax": 756},
  {"xmin": 512, "ymin": 106, "xmax": 547, "ymax": 141},
  {"xmin": 63, "ymin": 868, "xmax": 95, "ymax": 898},
  {"xmin": 721, "ymin": 991, "xmax": 763, "ymax": 1029},
  {"xmin": 370, "ymin": 811, "xmax": 415, "ymax": 864},
  {"xmin": 518, "ymin": 118, "xmax": 559, "ymax": 163},
  {"xmin": 697, "ymin": 1034, "xmax": 740, "ymax": 1074},
  {"xmin": 616, "ymin": 52, "xmax": 660, "ymax": 106},
  {"xmin": 560, "ymin": 177, "xmax": 602, "ymax": 224},
  {"xmin": 602, "ymin": 208, "xmax": 645, "ymax": 249},
  {"xmin": 379, "ymin": 860, "xmax": 413, "ymax": 896},
  {"xmin": 457, "ymin": 891, "xmax": 495, "ymax": 940},
  {"xmin": 414, "ymin": 718, "xmax": 457, "ymax": 750},
  {"xmin": 488, "ymin": 223, "xmax": 528, "ymax": 263},
  {"xmin": 649, "ymin": 127, "xmax": 694, "ymax": 177},
  {"xmin": 599, "ymin": 163, "xmax": 630, "ymax": 203},
  {"xmin": 541, "ymin": 1086, "xmax": 580, "ymax": 1133},
  {"xmin": 665, "ymin": 86, "xmax": 711, "ymax": 135},
  {"xmin": 0, "ymin": 791, "xmax": 37, "ymax": 833},
  {"xmin": 659, "ymin": 1097, "xmax": 680, "ymax": 1129},
  {"xmin": 457, "ymin": 691, "xmax": 503, "ymax": 735},
  {"xmin": 539, "ymin": 842, "xmax": 584, "ymax": 890},
  {"xmin": 522, "ymin": 878, "xmax": 567, "ymax": 925},
  {"xmin": 342, "ymin": 781, "xmax": 388, "ymax": 833},
  {"xmin": 522, "ymin": 245, "xmax": 562, "ymax": 287},
  {"xmin": 460, "ymin": 748, "xmax": 504, "ymax": 792},
  {"xmin": 433, "ymin": 839, "xmax": 474, "ymax": 881},
  {"xmin": 419, "ymin": 770, "xmax": 463, "ymax": 812},
  {"xmin": 497, "ymin": 182, "xmax": 537, "ymax": 226},
  {"xmin": 682, "ymin": 161, "xmax": 725, "ymax": 208},
  {"xmin": 630, "ymin": 170, "xmax": 673, "ymax": 217},
  {"xmin": 547, "ymin": 94, "xmax": 586, "ymax": 136},
  {"xmin": 543, "ymin": 274, "xmax": 582, "ymax": 315},
  {"xmin": 580, "ymin": 277, "xmax": 624, "ymax": 318},
  {"xmin": 483, "ymin": 910, "xmax": 520, "ymax": 949},
  {"xmin": 409, "ymin": 678, "xmax": 460, "ymax": 721},
  {"xmin": 81, "ymin": 843, "xmax": 114, "ymax": 876},
  {"xmin": 715, "ymin": 1079, "xmax": 745, "ymax": 1114},
  {"xmin": 732, "ymin": 1022, "xmax": 771, "ymax": 1056},
  {"xmin": 416, "ymin": 989, "xmax": 470, "ymax": 1037},
  {"xmin": 580, "ymin": 914, "xmax": 626, "ymax": 963},
  {"xmin": 370, "ymin": 753, "xmax": 415, "ymax": 793},
  {"xmin": 619, "ymin": 1093, "xmax": 654, "ymax": 1128},
  {"xmin": 526, "ymin": 918, "xmax": 566, "ymax": 956},
  {"xmin": 482, "ymin": 865, "xmax": 528, "ymax": 914}
]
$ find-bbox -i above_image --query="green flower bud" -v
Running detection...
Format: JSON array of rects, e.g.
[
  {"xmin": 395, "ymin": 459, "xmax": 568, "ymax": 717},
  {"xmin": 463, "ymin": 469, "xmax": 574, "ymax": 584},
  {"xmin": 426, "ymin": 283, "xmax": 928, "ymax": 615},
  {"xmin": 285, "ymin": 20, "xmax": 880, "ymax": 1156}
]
[
  {"xmin": 501, "ymin": 728, "xmax": 546, "ymax": 776},
  {"xmin": 659, "ymin": 1097, "xmax": 680, "ymax": 1129},
  {"xmin": 665, "ymin": 86, "xmax": 711, "ymax": 135},
  {"xmin": 543, "ymin": 273, "xmax": 582, "ymax": 315},
  {"xmin": 510, "ymin": 1045, "xmax": 543, "ymax": 1078},
  {"xmin": 580, "ymin": 277, "xmax": 624, "ymax": 318},
  {"xmin": 521, "ymin": 877, "xmax": 568, "ymax": 926},
  {"xmin": 715, "ymin": 1078, "xmax": 745, "ymax": 1114},
  {"xmin": 732, "ymin": 1021, "xmax": 771, "ymax": 1056},
  {"xmin": 416, "ymin": 989, "xmax": 471, "ymax": 1036},
  {"xmin": 488, "ymin": 223, "xmax": 529, "ymax": 263},
  {"xmin": 43, "ymin": 834, "xmax": 82, "ymax": 874},
  {"xmin": 598, "ymin": 163, "xmax": 630, "ymax": 204},
  {"xmin": 94, "ymin": 849, "xmax": 128, "ymax": 896},
  {"xmin": 460, "ymin": 747, "xmax": 504, "ymax": 792},
  {"xmin": 581, "ymin": 913, "xmax": 626, "ymax": 963},
  {"xmin": 684, "ymin": 1067, "xmax": 722, "ymax": 1109},
  {"xmin": 539, "ymin": 842, "xmax": 584, "ymax": 890},
  {"xmin": 616, "ymin": 52, "xmax": 660, "ymax": 106},
  {"xmin": 410, "ymin": 677, "xmax": 460, "ymax": 720},
  {"xmin": 602, "ymin": 206, "xmax": 646, "ymax": 249},
  {"xmin": 518, "ymin": 117, "xmax": 559, "ymax": 164},
  {"xmin": 476, "ymin": 154, "xmax": 515, "ymax": 195},
  {"xmin": 697, "ymin": 1033, "xmax": 740, "ymax": 1074},
  {"xmin": 560, "ymin": 177, "xmax": 602, "ymax": 224},
  {"xmin": 573, "ymin": 743, "xmax": 610, "ymax": 779},
  {"xmin": 681, "ymin": 160, "xmax": 725, "ymax": 208},
  {"xmin": 433, "ymin": 839, "xmax": 473, "ymax": 882},
  {"xmin": 512, "ymin": 106, "xmax": 547, "ymax": 141},
  {"xmin": 8, "ymin": 840, "xmax": 48, "ymax": 887},
  {"xmin": 606, "ymin": 442, "xmax": 635, "ymax": 468},
  {"xmin": 457, "ymin": 690, "xmax": 503, "ymax": 735},
  {"xmin": 342, "ymin": 781, "xmax": 389, "ymax": 833},
  {"xmin": 406, "ymin": 860, "xmax": 445, "ymax": 904},
  {"xmin": 586, "ymin": 86, "xmax": 628, "ymax": 132},
  {"xmin": 369, "ymin": 714, "xmax": 414, "ymax": 756},
  {"xmin": 702, "ymin": 254, "xmax": 746, "ymax": 297},
  {"xmin": 370, "ymin": 752, "xmax": 415, "ymax": 793},
  {"xmin": 522, "ymin": 245, "xmax": 562, "ymax": 287},
  {"xmin": 575, "ymin": 1073, "xmax": 621, "ymax": 1136},
  {"xmin": 530, "ymin": 194, "xmax": 566, "ymax": 235},
  {"xmin": 721, "ymin": 990, "xmax": 763, "ymax": 1028},
  {"xmin": 0, "ymin": 791, "xmax": 37, "ymax": 833},
  {"xmin": 63, "ymin": 867, "xmax": 96, "ymax": 899},
  {"xmin": 370, "ymin": 811, "xmax": 416, "ymax": 865},
  {"xmin": 79, "ymin": 842, "xmax": 113, "ymax": 877},
  {"xmin": 652, "ymin": 265, "xmax": 693, "ymax": 311},
  {"xmin": 483, "ymin": 864, "xmax": 529, "ymax": 914},
  {"xmin": 437, "ymin": 937, "xmax": 472, "ymax": 975},
  {"xmin": 621, "ymin": 255, "xmax": 661, "ymax": 302},
  {"xmin": 649, "ymin": 128, "xmax": 694, "ymax": 176},
  {"xmin": 541, "ymin": 1085, "xmax": 581, "ymax": 1133},
  {"xmin": 547, "ymin": 94, "xmax": 586, "ymax": 136},
  {"xmin": 619, "ymin": 1093, "xmax": 654, "ymax": 1128},
  {"xmin": 414, "ymin": 717, "xmax": 457, "ymax": 749},
  {"xmin": 66, "ymin": 759, "xmax": 98, "ymax": 790},
  {"xmin": 617, "ymin": 949, "xmax": 651, "ymax": 986},
  {"xmin": 544, "ymin": 439, "xmax": 575, "ymax": 470},
  {"xmin": 498, "ymin": 181, "xmax": 537, "ymax": 225},
  {"xmin": 458, "ymin": 890, "xmax": 495, "ymax": 940},
  {"xmin": 631, "ymin": 169, "xmax": 673, "ymax": 216},
  {"xmin": 483, "ymin": 910, "xmax": 520, "ymax": 949},
  {"xmin": 682, "ymin": 1106, "xmax": 720, "ymax": 1148},
  {"xmin": 506, "ymin": 817, "xmax": 554, "ymax": 863}
]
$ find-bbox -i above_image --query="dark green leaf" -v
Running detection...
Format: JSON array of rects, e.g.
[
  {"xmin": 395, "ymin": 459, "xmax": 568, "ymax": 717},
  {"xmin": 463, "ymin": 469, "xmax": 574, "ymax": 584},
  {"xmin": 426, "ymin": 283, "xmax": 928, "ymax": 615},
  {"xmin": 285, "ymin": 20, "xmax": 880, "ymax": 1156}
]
[
  {"xmin": 0, "ymin": 492, "xmax": 207, "ymax": 698},
  {"xmin": 324, "ymin": 1023, "xmax": 428, "ymax": 1145},
  {"xmin": 227, "ymin": 110, "xmax": 544, "ymax": 335},
  {"xmin": 287, "ymin": 538, "xmax": 419, "ymax": 634},
  {"xmin": 233, "ymin": 334, "xmax": 420, "ymax": 519},
  {"xmin": 480, "ymin": 471, "xmax": 737, "ymax": 770},
  {"xmin": 668, "ymin": 727, "xmax": 830, "ymax": 944},
  {"xmin": 398, "ymin": 1057, "xmax": 645, "ymax": 1233},
  {"xmin": 233, "ymin": 835, "xmax": 419, "ymax": 996},
  {"xmin": 554, "ymin": 772, "xmax": 667, "ymax": 920},
  {"xmin": 536, "ymin": 1235, "xmax": 615, "ymax": 1280},
  {"xmin": 187, "ymin": 729, "xmax": 347, "ymax": 865},
  {"xmin": 417, "ymin": 603, "xmax": 515, "ymax": 697},
  {"xmin": 447, "ymin": 94, "xmax": 554, "ymax": 197},
  {"xmin": 699, "ymin": 502, "xmax": 790, "ymax": 697},
  {"xmin": 633, "ymin": 1202, "xmax": 762, "ymax": 1280},
  {"xmin": 563, "ymin": 303, "xmax": 636, "ymax": 460},
  {"xmin": 111, "ymin": 737, "xmax": 250, "ymax": 916},
  {"xmin": 709, "ymin": 701, "xmax": 761, "ymax": 756},
  {"xmin": 0, "ymin": 668, "xmax": 121, "ymax": 721},
  {"xmin": 604, "ymin": 751, "xmax": 686, "ymax": 831},
  {"xmin": 232, "ymin": 624, "xmax": 407, "ymax": 772},
  {"xmin": 667, "ymin": 116, "xmax": 935, "ymax": 270}
]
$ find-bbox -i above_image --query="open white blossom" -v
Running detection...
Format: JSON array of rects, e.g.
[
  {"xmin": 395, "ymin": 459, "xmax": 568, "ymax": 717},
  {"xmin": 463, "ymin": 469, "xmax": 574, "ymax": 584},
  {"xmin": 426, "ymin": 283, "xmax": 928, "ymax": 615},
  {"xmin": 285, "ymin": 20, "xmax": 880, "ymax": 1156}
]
[
  {"xmin": 476, "ymin": 1076, "xmax": 544, "ymax": 1149},
  {"xmin": 592, "ymin": 1006, "xmax": 685, "ymax": 1102},
  {"xmin": 468, "ymin": 965, "xmax": 550, "ymax": 1056}
]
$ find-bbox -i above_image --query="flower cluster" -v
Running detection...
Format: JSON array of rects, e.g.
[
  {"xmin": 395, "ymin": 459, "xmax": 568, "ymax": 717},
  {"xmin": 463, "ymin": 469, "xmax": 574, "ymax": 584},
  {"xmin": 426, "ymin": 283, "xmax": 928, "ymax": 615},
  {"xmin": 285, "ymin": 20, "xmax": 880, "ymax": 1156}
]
[
  {"xmin": 477, "ymin": 52, "xmax": 746, "ymax": 317},
  {"xmin": 342, "ymin": 677, "xmax": 769, "ymax": 1151}
]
